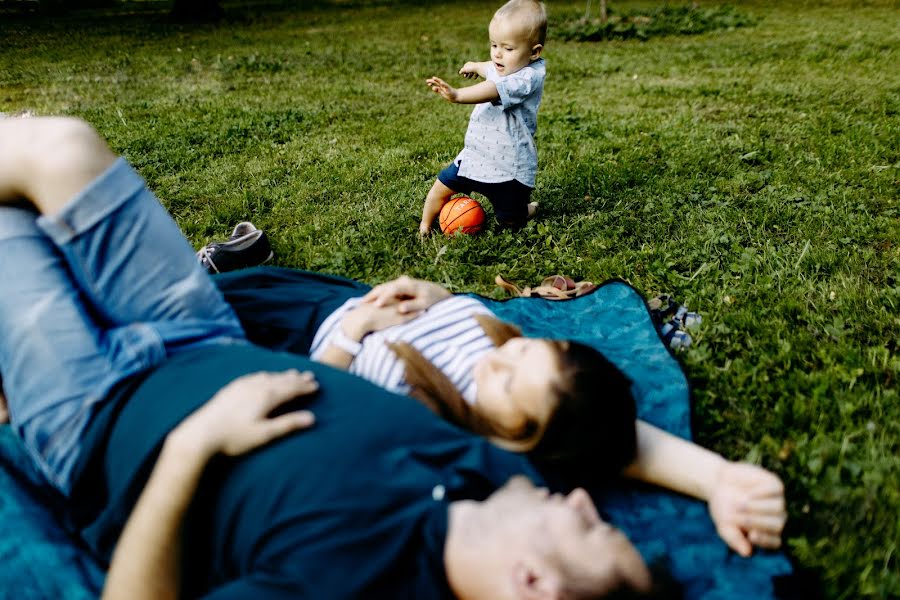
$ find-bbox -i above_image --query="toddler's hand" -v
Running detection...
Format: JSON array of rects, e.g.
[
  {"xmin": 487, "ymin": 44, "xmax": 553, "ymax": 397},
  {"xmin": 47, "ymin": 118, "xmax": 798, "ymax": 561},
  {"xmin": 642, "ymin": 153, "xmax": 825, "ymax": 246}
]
[
  {"xmin": 458, "ymin": 62, "xmax": 482, "ymax": 79},
  {"xmin": 426, "ymin": 77, "xmax": 458, "ymax": 103}
]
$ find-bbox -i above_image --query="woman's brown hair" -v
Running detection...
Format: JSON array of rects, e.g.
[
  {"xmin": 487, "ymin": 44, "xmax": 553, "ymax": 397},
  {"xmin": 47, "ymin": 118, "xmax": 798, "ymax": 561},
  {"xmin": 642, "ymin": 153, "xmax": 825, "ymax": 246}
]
[
  {"xmin": 388, "ymin": 315, "xmax": 543, "ymax": 447},
  {"xmin": 388, "ymin": 314, "xmax": 638, "ymax": 483}
]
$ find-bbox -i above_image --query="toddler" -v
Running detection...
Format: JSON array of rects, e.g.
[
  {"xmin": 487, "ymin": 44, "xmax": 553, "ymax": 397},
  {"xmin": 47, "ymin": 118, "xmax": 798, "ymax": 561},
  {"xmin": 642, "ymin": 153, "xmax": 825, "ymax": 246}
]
[{"xmin": 420, "ymin": 0, "xmax": 547, "ymax": 235}]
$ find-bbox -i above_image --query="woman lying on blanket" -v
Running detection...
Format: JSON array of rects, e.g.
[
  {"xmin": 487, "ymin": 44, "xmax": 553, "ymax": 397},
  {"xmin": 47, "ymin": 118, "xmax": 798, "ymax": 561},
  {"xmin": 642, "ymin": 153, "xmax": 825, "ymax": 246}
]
[
  {"xmin": 213, "ymin": 270, "xmax": 786, "ymax": 558},
  {"xmin": 0, "ymin": 113, "xmax": 784, "ymax": 558},
  {"xmin": 0, "ymin": 246, "xmax": 785, "ymax": 559}
]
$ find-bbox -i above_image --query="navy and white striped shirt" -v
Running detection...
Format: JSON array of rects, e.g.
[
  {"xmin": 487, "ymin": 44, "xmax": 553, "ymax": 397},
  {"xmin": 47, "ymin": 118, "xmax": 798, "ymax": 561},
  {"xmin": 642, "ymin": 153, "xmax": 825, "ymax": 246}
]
[{"xmin": 310, "ymin": 296, "xmax": 496, "ymax": 405}]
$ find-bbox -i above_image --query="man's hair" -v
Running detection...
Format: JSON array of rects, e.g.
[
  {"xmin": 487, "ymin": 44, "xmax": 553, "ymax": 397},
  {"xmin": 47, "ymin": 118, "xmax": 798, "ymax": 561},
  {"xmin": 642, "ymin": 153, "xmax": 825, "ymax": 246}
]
[
  {"xmin": 494, "ymin": 0, "xmax": 548, "ymax": 46},
  {"xmin": 557, "ymin": 558, "xmax": 683, "ymax": 600}
]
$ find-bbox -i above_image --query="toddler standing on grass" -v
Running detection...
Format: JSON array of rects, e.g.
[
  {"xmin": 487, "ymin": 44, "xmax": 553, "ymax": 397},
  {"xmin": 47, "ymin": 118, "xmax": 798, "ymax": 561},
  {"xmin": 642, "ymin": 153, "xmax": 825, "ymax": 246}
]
[{"xmin": 420, "ymin": 0, "xmax": 547, "ymax": 236}]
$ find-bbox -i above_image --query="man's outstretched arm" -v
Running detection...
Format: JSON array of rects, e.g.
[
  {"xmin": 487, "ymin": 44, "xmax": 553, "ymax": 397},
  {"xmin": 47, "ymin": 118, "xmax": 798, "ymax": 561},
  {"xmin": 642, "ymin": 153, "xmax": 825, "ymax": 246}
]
[{"xmin": 102, "ymin": 370, "xmax": 318, "ymax": 600}]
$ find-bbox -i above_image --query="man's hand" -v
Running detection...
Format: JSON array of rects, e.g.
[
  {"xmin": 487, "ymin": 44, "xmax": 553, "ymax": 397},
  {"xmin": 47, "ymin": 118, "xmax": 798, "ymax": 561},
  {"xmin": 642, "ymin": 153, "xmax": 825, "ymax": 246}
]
[
  {"xmin": 458, "ymin": 61, "xmax": 486, "ymax": 79},
  {"xmin": 426, "ymin": 76, "xmax": 459, "ymax": 103},
  {"xmin": 708, "ymin": 461, "xmax": 787, "ymax": 557},
  {"xmin": 173, "ymin": 370, "xmax": 318, "ymax": 459},
  {"xmin": 362, "ymin": 275, "xmax": 452, "ymax": 314},
  {"xmin": 104, "ymin": 370, "xmax": 318, "ymax": 600},
  {"xmin": 0, "ymin": 388, "xmax": 7, "ymax": 424}
]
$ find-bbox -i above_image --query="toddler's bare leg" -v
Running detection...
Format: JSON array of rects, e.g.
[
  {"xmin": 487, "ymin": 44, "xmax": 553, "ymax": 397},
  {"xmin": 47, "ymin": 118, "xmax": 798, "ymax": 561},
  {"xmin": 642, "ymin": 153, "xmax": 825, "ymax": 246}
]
[
  {"xmin": 0, "ymin": 117, "xmax": 116, "ymax": 215},
  {"xmin": 419, "ymin": 179, "xmax": 456, "ymax": 236}
]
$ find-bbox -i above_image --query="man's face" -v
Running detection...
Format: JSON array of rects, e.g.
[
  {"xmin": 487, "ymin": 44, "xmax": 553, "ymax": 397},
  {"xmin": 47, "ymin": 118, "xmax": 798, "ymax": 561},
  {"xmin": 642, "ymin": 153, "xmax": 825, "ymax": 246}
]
[{"xmin": 484, "ymin": 477, "xmax": 651, "ymax": 597}]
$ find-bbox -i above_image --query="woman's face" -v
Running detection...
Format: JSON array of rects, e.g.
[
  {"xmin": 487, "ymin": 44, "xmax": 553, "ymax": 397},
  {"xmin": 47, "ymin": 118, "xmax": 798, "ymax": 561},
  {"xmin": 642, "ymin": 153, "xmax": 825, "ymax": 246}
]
[{"xmin": 473, "ymin": 337, "xmax": 562, "ymax": 435}]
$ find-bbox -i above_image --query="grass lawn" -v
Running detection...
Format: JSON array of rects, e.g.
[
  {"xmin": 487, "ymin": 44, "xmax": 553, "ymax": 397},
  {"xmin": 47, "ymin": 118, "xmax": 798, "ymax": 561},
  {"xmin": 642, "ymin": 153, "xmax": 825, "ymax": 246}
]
[{"xmin": 1, "ymin": 0, "xmax": 898, "ymax": 597}]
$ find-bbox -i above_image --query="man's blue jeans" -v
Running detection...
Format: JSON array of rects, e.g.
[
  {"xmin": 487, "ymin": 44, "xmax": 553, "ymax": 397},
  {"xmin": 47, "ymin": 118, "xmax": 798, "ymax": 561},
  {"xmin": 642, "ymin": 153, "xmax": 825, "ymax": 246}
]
[{"xmin": 0, "ymin": 158, "xmax": 245, "ymax": 493}]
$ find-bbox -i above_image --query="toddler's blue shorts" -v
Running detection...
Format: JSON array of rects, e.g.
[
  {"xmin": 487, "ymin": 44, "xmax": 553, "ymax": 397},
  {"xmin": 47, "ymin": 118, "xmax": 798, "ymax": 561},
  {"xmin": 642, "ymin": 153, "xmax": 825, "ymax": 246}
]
[{"xmin": 438, "ymin": 161, "xmax": 532, "ymax": 227}]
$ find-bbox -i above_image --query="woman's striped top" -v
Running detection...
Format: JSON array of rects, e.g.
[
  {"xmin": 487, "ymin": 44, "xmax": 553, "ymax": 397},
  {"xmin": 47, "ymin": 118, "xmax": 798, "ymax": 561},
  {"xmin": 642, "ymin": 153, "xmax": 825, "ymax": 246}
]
[{"xmin": 310, "ymin": 295, "xmax": 496, "ymax": 405}]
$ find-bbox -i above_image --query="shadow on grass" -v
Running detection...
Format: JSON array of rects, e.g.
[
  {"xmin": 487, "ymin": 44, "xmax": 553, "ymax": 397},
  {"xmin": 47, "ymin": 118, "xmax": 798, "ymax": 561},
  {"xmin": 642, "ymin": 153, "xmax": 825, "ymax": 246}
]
[{"xmin": 0, "ymin": 0, "xmax": 452, "ymax": 22}]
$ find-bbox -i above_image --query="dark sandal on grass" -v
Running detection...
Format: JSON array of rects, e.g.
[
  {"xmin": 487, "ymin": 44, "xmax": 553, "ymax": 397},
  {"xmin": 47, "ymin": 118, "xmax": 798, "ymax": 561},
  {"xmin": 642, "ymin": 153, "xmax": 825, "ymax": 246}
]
[
  {"xmin": 670, "ymin": 304, "xmax": 703, "ymax": 330},
  {"xmin": 647, "ymin": 294, "xmax": 680, "ymax": 326},
  {"xmin": 660, "ymin": 321, "xmax": 693, "ymax": 350},
  {"xmin": 648, "ymin": 295, "xmax": 702, "ymax": 350}
]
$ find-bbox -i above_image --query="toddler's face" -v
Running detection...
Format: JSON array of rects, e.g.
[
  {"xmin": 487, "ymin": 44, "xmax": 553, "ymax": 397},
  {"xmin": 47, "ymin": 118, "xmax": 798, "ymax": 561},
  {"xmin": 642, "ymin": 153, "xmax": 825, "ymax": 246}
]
[{"xmin": 488, "ymin": 16, "xmax": 541, "ymax": 76}]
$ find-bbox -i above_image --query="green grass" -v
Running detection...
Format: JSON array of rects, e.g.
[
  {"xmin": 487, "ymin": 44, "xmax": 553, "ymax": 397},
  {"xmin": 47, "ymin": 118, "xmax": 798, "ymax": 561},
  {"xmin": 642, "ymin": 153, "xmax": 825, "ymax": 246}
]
[
  {"xmin": 555, "ymin": 4, "xmax": 758, "ymax": 42},
  {"xmin": 1, "ymin": 1, "xmax": 898, "ymax": 597}
]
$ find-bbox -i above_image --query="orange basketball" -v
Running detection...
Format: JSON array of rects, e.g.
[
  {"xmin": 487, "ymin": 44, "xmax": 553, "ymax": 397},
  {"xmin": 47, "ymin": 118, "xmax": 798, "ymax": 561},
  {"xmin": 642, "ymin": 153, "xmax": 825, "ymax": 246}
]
[{"xmin": 439, "ymin": 196, "xmax": 486, "ymax": 236}]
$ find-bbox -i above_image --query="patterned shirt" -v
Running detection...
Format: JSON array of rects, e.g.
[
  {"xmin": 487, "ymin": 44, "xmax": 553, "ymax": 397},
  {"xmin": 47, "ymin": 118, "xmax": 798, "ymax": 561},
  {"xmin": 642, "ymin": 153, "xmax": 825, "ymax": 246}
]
[
  {"xmin": 455, "ymin": 58, "xmax": 546, "ymax": 187},
  {"xmin": 310, "ymin": 295, "xmax": 496, "ymax": 405}
]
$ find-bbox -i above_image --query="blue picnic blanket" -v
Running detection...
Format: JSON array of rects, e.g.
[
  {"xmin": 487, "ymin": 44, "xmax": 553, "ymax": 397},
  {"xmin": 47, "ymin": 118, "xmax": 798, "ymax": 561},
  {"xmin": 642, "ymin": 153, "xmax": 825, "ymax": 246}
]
[
  {"xmin": 478, "ymin": 283, "xmax": 794, "ymax": 599},
  {"xmin": 0, "ymin": 268, "xmax": 793, "ymax": 598},
  {"xmin": 0, "ymin": 426, "xmax": 105, "ymax": 598}
]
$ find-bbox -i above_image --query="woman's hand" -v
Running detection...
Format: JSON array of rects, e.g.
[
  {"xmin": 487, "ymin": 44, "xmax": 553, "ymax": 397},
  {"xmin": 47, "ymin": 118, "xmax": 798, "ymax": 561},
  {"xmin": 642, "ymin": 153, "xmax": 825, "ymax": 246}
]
[
  {"xmin": 104, "ymin": 370, "xmax": 318, "ymax": 600},
  {"xmin": 341, "ymin": 301, "xmax": 422, "ymax": 340},
  {"xmin": 172, "ymin": 370, "xmax": 318, "ymax": 460},
  {"xmin": 707, "ymin": 461, "xmax": 787, "ymax": 557},
  {"xmin": 362, "ymin": 275, "xmax": 452, "ymax": 314}
]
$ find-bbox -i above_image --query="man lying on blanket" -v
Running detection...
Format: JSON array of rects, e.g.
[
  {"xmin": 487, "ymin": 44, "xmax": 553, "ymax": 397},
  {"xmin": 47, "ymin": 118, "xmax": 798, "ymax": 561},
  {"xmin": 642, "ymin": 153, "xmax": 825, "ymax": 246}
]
[{"xmin": 0, "ymin": 117, "xmax": 784, "ymax": 600}]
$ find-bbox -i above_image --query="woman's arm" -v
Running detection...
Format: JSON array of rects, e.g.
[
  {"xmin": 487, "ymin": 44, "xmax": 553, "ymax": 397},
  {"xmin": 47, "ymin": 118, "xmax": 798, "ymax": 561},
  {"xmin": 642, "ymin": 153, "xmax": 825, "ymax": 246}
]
[
  {"xmin": 361, "ymin": 276, "xmax": 452, "ymax": 312},
  {"xmin": 624, "ymin": 420, "xmax": 787, "ymax": 557},
  {"xmin": 102, "ymin": 370, "xmax": 318, "ymax": 600},
  {"xmin": 314, "ymin": 301, "xmax": 424, "ymax": 370},
  {"xmin": 316, "ymin": 276, "xmax": 453, "ymax": 370}
]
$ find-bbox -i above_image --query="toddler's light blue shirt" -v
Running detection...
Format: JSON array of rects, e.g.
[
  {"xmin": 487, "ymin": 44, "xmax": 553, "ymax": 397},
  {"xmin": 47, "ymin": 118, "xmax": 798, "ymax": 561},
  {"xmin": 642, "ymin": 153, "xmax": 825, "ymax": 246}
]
[{"xmin": 455, "ymin": 58, "xmax": 545, "ymax": 188}]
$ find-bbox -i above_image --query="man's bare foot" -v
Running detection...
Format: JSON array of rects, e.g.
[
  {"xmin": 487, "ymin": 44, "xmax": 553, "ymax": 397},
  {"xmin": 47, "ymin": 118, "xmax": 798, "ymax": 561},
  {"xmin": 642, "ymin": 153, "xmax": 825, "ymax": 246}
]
[{"xmin": 527, "ymin": 202, "xmax": 538, "ymax": 220}]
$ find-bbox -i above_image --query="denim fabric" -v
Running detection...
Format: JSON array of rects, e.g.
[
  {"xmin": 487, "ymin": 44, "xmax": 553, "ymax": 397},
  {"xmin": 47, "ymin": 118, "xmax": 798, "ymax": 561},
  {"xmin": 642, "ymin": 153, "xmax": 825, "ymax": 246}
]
[{"xmin": 0, "ymin": 158, "xmax": 245, "ymax": 493}]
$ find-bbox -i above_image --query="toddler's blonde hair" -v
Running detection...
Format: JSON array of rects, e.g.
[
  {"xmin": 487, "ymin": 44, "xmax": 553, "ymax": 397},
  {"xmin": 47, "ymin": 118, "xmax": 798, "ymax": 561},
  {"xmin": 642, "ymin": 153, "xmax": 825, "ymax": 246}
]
[{"xmin": 494, "ymin": 0, "xmax": 548, "ymax": 47}]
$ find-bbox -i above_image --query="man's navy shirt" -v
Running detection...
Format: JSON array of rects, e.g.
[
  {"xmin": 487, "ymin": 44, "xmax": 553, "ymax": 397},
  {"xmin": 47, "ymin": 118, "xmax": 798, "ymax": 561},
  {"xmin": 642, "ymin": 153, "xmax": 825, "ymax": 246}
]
[{"xmin": 74, "ymin": 344, "xmax": 544, "ymax": 599}]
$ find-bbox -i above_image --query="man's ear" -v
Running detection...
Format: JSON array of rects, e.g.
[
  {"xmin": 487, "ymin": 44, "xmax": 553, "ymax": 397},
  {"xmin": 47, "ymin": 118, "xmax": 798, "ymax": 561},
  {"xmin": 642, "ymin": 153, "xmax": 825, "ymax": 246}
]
[
  {"xmin": 531, "ymin": 44, "xmax": 544, "ymax": 60},
  {"xmin": 512, "ymin": 560, "xmax": 563, "ymax": 600}
]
